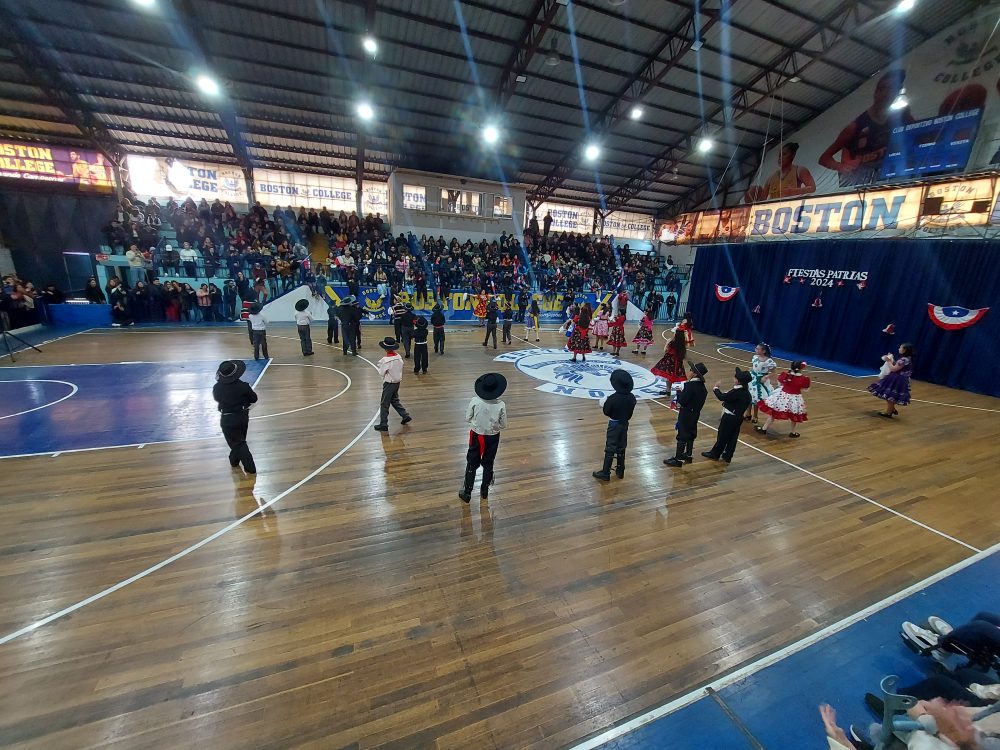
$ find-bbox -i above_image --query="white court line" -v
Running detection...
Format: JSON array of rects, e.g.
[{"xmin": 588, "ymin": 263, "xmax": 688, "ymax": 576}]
[
  {"xmin": 249, "ymin": 364, "xmax": 351, "ymax": 420},
  {"xmin": 0, "ymin": 327, "xmax": 93, "ymax": 361},
  {"xmin": 251, "ymin": 358, "xmax": 272, "ymax": 389},
  {"xmin": 0, "ymin": 380, "xmax": 78, "ymax": 420},
  {"xmin": 570, "ymin": 539, "xmax": 1000, "ymax": 750},
  {"xmin": 0, "ymin": 353, "xmax": 381, "ymax": 646},
  {"xmin": 647, "ymin": 398, "xmax": 980, "ymax": 553}
]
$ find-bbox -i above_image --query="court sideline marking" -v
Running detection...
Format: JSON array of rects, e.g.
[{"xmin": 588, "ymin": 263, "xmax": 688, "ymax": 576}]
[
  {"xmin": 0, "ymin": 380, "xmax": 78, "ymax": 420},
  {"xmin": 0, "ymin": 327, "xmax": 94, "ymax": 361},
  {"xmin": 569, "ymin": 540, "xmax": 1000, "ymax": 750},
  {"xmin": 0, "ymin": 346, "xmax": 381, "ymax": 645}
]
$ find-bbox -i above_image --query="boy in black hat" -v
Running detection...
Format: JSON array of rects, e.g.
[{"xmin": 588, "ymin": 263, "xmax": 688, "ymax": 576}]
[
  {"xmin": 248, "ymin": 302, "xmax": 268, "ymax": 360},
  {"xmin": 702, "ymin": 367, "xmax": 753, "ymax": 463},
  {"xmin": 664, "ymin": 362, "xmax": 709, "ymax": 467},
  {"xmin": 459, "ymin": 373, "xmax": 508, "ymax": 502},
  {"xmin": 326, "ymin": 297, "xmax": 339, "ymax": 345},
  {"xmin": 482, "ymin": 298, "xmax": 499, "ymax": 349},
  {"xmin": 337, "ymin": 295, "xmax": 357, "ymax": 355},
  {"xmin": 294, "ymin": 298, "xmax": 314, "ymax": 356},
  {"xmin": 212, "ymin": 359, "xmax": 258, "ymax": 475},
  {"xmin": 374, "ymin": 337, "xmax": 412, "ymax": 431},
  {"xmin": 399, "ymin": 303, "xmax": 415, "ymax": 358},
  {"xmin": 431, "ymin": 302, "xmax": 446, "ymax": 354},
  {"xmin": 352, "ymin": 296, "xmax": 363, "ymax": 350},
  {"xmin": 501, "ymin": 301, "xmax": 513, "ymax": 345},
  {"xmin": 412, "ymin": 317, "xmax": 429, "ymax": 374},
  {"xmin": 593, "ymin": 369, "xmax": 637, "ymax": 480}
]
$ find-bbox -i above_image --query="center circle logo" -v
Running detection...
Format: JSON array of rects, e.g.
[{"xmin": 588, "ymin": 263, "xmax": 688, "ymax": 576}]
[{"xmin": 494, "ymin": 348, "xmax": 665, "ymax": 400}]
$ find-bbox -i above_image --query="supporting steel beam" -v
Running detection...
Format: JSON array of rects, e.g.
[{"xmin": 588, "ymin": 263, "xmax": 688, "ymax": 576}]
[{"xmin": 496, "ymin": 0, "xmax": 561, "ymax": 111}]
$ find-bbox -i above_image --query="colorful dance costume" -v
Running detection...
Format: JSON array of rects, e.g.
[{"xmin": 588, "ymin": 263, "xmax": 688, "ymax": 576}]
[
  {"xmin": 868, "ymin": 355, "xmax": 913, "ymax": 406},
  {"xmin": 677, "ymin": 318, "xmax": 695, "ymax": 347},
  {"xmin": 651, "ymin": 340, "xmax": 687, "ymax": 383},
  {"xmin": 607, "ymin": 313, "xmax": 627, "ymax": 352},
  {"xmin": 759, "ymin": 370, "xmax": 810, "ymax": 423},
  {"xmin": 473, "ymin": 292, "xmax": 489, "ymax": 324},
  {"xmin": 748, "ymin": 353, "xmax": 777, "ymax": 403},
  {"xmin": 632, "ymin": 314, "xmax": 654, "ymax": 353},
  {"xmin": 592, "ymin": 310, "xmax": 610, "ymax": 347},
  {"xmin": 567, "ymin": 315, "xmax": 592, "ymax": 355}
]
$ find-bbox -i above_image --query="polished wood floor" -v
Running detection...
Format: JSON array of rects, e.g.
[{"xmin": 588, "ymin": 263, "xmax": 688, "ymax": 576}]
[{"xmin": 1, "ymin": 324, "xmax": 998, "ymax": 749}]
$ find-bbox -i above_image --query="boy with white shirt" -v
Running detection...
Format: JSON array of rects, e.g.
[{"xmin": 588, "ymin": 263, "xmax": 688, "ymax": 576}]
[
  {"xmin": 248, "ymin": 302, "xmax": 269, "ymax": 361},
  {"xmin": 293, "ymin": 298, "xmax": 314, "ymax": 356},
  {"xmin": 459, "ymin": 373, "xmax": 508, "ymax": 503},
  {"xmin": 374, "ymin": 337, "xmax": 412, "ymax": 432}
]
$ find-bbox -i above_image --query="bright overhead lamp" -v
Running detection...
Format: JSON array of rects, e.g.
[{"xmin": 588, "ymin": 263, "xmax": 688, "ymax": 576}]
[
  {"xmin": 788, "ymin": 75, "xmax": 801, "ymax": 83},
  {"xmin": 357, "ymin": 101, "xmax": 375, "ymax": 121},
  {"xmin": 363, "ymin": 36, "xmax": 377, "ymax": 55},
  {"xmin": 584, "ymin": 143, "xmax": 601, "ymax": 161},
  {"xmin": 131, "ymin": 0, "xmax": 156, "ymax": 6},
  {"xmin": 696, "ymin": 136, "xmax": 713, "ymax": 153},
  {"xmin": 629, "ymin": 105, "xmax": 643, "ymax": 120},
  {"xmin": 195, "ymin": 74, "xmax": 220, "ymax": 96},
  {"xmin": 896, "ymin": 0, "xmax": 916, "ymax": 11},
  {"xmin": 889, "ymin": 88, "xmax": 909, "ymax": 111},
  {"xmin": 482, "ymin": 124, "xmax": 500, "ymax": 145}
]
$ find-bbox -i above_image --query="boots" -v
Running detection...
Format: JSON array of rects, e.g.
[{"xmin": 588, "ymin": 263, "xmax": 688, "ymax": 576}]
[
  {"xmin": 458, "ymin": 469, "xmax": 476, "ymax": 503},
  {"xmin": 592, "ymin": 455, "xmax": 613, "ymax": 481},
  {"xmin": 480, "ymin": 469, "xmax": 494, "ymax": 500},
  {"xmin": 664, "ymin": 441, "xmax": 686, "ymax": 467},
  {"xmin": 615, "ymin": 454, "xmax": 625, "ymax": 479}
]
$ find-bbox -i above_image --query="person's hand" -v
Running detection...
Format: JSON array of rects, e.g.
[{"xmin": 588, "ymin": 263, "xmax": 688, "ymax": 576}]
[
  {"xmin": 922, "ymin": 699, "xmax": 978, "ymax": 747},
  {"xmin": 819, "ymin": 704, "xmax": 857, "ymax": 749},
  {"xmin": 713, "ymin": 381, "xmax": 722, "ymax": 389}
]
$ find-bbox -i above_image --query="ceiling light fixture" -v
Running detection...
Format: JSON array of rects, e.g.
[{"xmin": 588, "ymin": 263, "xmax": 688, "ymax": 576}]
[
  {"xmin": 363, "ymin": 36, "xmax": 377, "ymax": 55},
  {"xmin": 584, "ymin": 143, "xmax": 601, "ymax": 161},
  {"xmin": 483, "ymin": 124, "xmax": 500, "ymax": 145},
  {"xmin": 896, "ymin": 0, "xmax": 916, "ymax": 12},
  {"xmin": 629, "ymin": 105, "xmax": 643, "ymax": 120},
  {"xmin": 889, "ymin": 88, "xmax": 909, "ymax": 110},
  {"xmin": 696, "ymin": 136, "xmax": 713, "ymax": 153},
  {"xmin": 357, "ymin": 101, "xmax": 375, "ymax": 121},
  {"xmin": 544, "ymin": 37, "xmax": 561, "ymax": 67},
  {"xmin": 195, "ymin": 74, "xmax": 220, "ymax": 96},
  {"xmin": 131, "ymin": 0, "xmax": 156, "ymax": 6}
]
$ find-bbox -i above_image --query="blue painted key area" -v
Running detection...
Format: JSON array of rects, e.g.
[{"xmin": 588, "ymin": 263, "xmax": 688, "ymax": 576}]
[
  {"xmin": 0, "ymin": 360, "xmax": 268, "ymax": 457},
  {"xmin": 583, "ymin": 549, "xmax": 998, "ymax": 749},
  {"xmin": 720, "ymin": 342, "xmax": 879, "ymax": 378}
]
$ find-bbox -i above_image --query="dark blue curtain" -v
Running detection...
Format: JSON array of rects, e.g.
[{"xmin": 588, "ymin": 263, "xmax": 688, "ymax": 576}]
[
  {"xmin": 0, "ymin": 188, "xmax": 117, "ymax": 288},
  {"xmin": 688, "ymin": 239, "xmax": 1000, "ymax": 398}
]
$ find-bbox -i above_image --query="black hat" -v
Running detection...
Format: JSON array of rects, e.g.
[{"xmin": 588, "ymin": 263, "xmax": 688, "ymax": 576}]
[
  {"xmin": 294, "ymin": 298, "xmax": 309, "ymax": 311},
  {"xmin": 404, "ymin": 302, "xmax": 414, "ymax": 310},
  {"xmin": 432, "ymin": 302, "xmax": 443, "ymax": 310},
  {"xmin": 248, "ymin": 302, "xmax": 263, "ymax": 314},
  {"xmin": 216, "ymin": 359, "xmax": 247, "ymax": 383},
  {"xmin": 735, "ymin": 367, "xmax": 752, "ymax": 385},
  {"xmin": 689, "ymin": 362, "xmax": 708, "ymax": 377},
  {"xmin": 340, "ymin": 295, "xmax": 356, "ymax": 305},
  {"xmin": 610, "ymin": 369, "xmax": 634, "ymax": 393},
  {"xmin": 474, "ymin": 372, "xmax": 507, "ymax": 400},
  {"xmin": 379, "ymin": 336, "xmax": 399, "ymax": 351},
  {"xmin": 415, "ymin": 316, "xmax": 428, "ymax": 328}
]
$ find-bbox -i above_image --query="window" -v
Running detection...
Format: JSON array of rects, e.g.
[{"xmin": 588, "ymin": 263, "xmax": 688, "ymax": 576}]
[
  {"xmin": 440, "ymin": 188, "xmax": 482, "ymax": 216},
  {"xmin": 402, "ymin": 184, "xmax": 426, "ymax": 210},
  {"xmin": 493, "ymin": 194, "xmax": 512, "ymax": 218}
]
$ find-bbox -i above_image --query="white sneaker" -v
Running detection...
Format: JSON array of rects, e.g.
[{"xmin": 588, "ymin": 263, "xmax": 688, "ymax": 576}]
[
  {"xmin": 902, "ymin": 621, "xmax": 938, "ymax": 649},
  {"xmin": 927, "ymin": 616, "xmax": 953, "ymax": 636}
]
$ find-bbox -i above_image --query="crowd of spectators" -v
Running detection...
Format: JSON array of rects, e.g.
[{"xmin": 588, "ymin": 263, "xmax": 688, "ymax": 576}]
[{"xmin": 1, "ymin": 273, "xmax": 66, "ymax": 329}]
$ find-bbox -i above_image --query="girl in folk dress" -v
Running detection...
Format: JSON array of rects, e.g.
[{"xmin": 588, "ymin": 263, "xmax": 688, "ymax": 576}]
[
  {"xmin": 631, "ymin": 310, "xmax": 654, "ymax": 355},
  {"xmin": 607, "ymin": 311, "xmax": 627, "ymax": 356},
  {"xmin": 745, "ymin": 342, "xmax": 778, "ymax": 423},
  {"xmin": 524, "ymin": 299, "xmax": 541, "ymax": 342},
  {"xmin": 868, "ymin": 343, "xmax": 914, "ymax": 418},
  {"xmin": 592, "ymin": 303, "xmax": 611, "ymax": 351},
  {"xmin": 677, "ymin": 312, "xmax": 695, "ymax": 347},
  {"xmin": 473, "ymin": 290, "xmax": 489, "ymax": 327},
  {"xmin": 652, "ymin": 329, "xmax": 687, "ymax": 395},
  {"xmin": 757, "ymin": 361, "xmax": 810, "ymax": 437},
  {"xmin": 568, "ymin": 302, "xmax": 593, "ymax": 362}
]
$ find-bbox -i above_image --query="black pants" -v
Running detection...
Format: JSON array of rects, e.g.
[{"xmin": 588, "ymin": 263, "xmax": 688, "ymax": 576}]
[
  {"xmin": 220, "ymin": 413, "xmax": 255, "ymax": 473},
  {"xmin": 246, "ymin": 319, "xmax": 253, "ymax": 344},
  {"xmin": 899, "ymin": 670, "xmax": 994, "ymax": 706},
  {"xmin": 401, "ymin": 327, "xmax": 413, "ymax": 357},
  {"xmin": 483, "ymin": 323, "xmax": 497, "ymax": 348},
  {"xmin": 941, "ymin": 612, "xmax": 1000, "ymax": 657},
  {"xmin": 297, "ymin": 324, "xmax": 313, "ymax": 354},
  {"xmin": 517, "ymin": 307, "xmax": 526, "ymax": 322},
  {"xmin": 413, "ymin": 343, "xmax": 428, "ymax": 372},
  {"xmin": 252, "ymin": 330, "xmax": 268, "ymax": 360},
  {"xmin": 433, "ymin": 328, "xmax": 445, "ymax": 353},
  {"xmin": 394, "ymin": 318, "xmax": 402, "ymax": 342},
  {"xmin": 342, "ymin": 324, "xmax": 357, "ymax": 354},
  {"xmin": 355, "ymin": 322, "xmax": 361, "ymax": 348},
  {"xmin": 327, "ymin": 317, "xmax": 339, "ymax": 344},
  {"xmin": 464, "ymin": 431, "xmax": 500, "ymax": 493},
  {"xmin": 502, "ymin": 321, "xmax": 512, "ymax": 343},
  {"xmin": 707, "ymin": 412, "xmax": 743, "ymax": 461},
  {"xmin": 378, "ymin": 381, "xmax": 410, "ymax": 427},
  {"xmin": 602, "ymin": 421, "xmax": 628, "ymax": 470},
  {"xmin": 674, "ymin": 437, "xmax": 694, "ymax": 460}
]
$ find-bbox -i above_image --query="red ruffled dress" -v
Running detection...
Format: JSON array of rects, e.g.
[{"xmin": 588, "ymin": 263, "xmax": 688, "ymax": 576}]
[
  {"xmin": 651, "ymin": 341, "xmax": 686, "ymax": 383},
  {"xmin": 567, "ymin": 315, "xmax": 592, "ymax": 354},
  {"xmin": 758, "ymin": 371, "xmax": 810, "ymax": 423}
]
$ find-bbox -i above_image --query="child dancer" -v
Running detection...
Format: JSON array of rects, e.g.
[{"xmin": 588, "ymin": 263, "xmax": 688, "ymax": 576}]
[
  {"xmin": 412, "ymin": 317, "xmax": 429, "ymax": 374},
  {"xmin": 568, "ymin": 301, "xmax": 593, "ymax": 362},
  {"xmin": 431, "ymin": 302, "xmax": 446, "ymax": 354},
  {"xmin": 664, "ymin": 362, "xmax": 708, "ymax": 467},
  {"xmin": 459, "ymin": 373, "xmax": 508, "ymax": 502},
  {"xmin": 501, "ymin": 302, "xmax": 513, "ymax": 344},
  {"xmin": 592, "ymin": 302, "xmax": 610, "ymax": 351},
  {"xmin": 592, "ymin": 369, "xmax": 636, "ymax": 480},
  {"xmin": 746, "ymin": 342, "xmax": 777, "ymax": 423},
  {"xmin": 294, "ymin": 298, "xmax": 314, "ymax": 356},
  {"xmin": 868, "ymin": 343, "xmax": 914, "ymax": 418},
  {"xmin": 473, "ymin": 289, "xmax": 489, "ymax": 327},
  {"xmin": 652, "ymin": 328, "xmax": 687, "ymax": 396},
  {"xmin": 374, "ymin": 337, "xmax": 412, "ymax": 432},
  {"xmin": 607, "ymin": 310, "xmax": 627, "ymax": 356},
  {"xmin": 757, "ymin": 361, "xmax": 810, "ymax": 437},
  {"xmin": 677, "ymin": 312, "xmax": 695, "ymax": 347},
  {"xmin": 701, "ymin": 368, "xmax": 752, "ymax": 463},
  {"xmin": 248, "ymin": 302, "xmax": 268, "ymax": 361},
  {"xmin": 631, "ymin": 310, "xmax": 654, "ymax": 355},
  {"xmin": 525, "ymin": 299, "xmax": 541, "ymax": 342}
]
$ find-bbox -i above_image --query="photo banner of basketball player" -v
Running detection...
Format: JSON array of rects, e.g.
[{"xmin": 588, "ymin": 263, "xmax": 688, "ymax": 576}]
[
  {"xmin": 0, "ymin": 140, "xmax": 115, "ymax": 192},
  {"xmin": 743, "ymin": 8, "xmax": 1000, "ymax": 202},
  {"xmin": 126, "ymin": 154, "xmax": 248, "ymax": 204}
]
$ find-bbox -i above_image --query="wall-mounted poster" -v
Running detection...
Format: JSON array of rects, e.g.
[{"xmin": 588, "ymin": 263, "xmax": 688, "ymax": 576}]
[
  {"xmin": 0, "ymin": 140, "xmax": 115, "ymax": 192},
  {"xmin": 127, "ymin": 154, "xmax": 247, "ymax": 203}
]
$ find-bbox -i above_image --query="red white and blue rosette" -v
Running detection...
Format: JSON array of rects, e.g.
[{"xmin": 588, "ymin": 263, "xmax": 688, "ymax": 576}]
[
  {"xmin": 927, "ymin": 303, "xmax": 989, "ymax": 330},
  {"xmin": 715, "ymin": 284, "xmax": 739, "ymax": 302}
]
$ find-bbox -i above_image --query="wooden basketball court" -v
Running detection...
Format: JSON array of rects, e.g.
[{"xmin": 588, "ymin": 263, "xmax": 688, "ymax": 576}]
[{"xmin": 1, "ymin": 324, "xmax": 998, "ymax": 749}]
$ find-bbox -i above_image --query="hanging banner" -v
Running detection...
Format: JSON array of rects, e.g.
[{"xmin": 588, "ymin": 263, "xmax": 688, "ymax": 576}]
[
  {"xmin": 0, "ymin": 140, "xmax": 115, "ymax": 192},
  {"xmin": 362, "ymin": 181, "xmax": 389, "ymax": 216},
  {"xmin": 127, "ymin": 155, "xmax": 247, "ymax": 203},
  {"xmin": 253, "ymin": 168, "xmax": 354, "ymax": 211},
  {"xmin": 919, "ymin": 178, "xmax": 1000, "ymax": 231},
  {"xmin": 603, "ymin": 209, "xmax": 652, "ymax": 240},
  {"xmin": 533, "ymin": 202, "xmax": 595, "ymax": 234}
]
